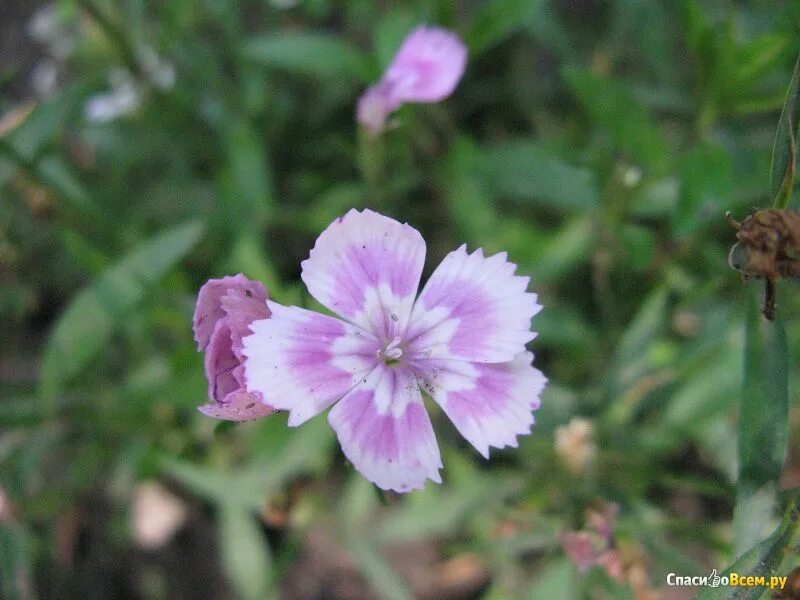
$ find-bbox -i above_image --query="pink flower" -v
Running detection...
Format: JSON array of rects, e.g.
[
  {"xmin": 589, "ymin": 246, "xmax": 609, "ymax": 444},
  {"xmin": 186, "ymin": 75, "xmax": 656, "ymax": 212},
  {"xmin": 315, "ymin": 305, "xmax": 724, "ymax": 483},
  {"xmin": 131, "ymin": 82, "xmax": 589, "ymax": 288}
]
[
  {"xmin": 562, "ymin": 501, "xmax": 621, "ymax": 576},
  {"xmin": 242, "ymin": 209, "xmax": 545, "ymax": 492},
  {"xmin": 562, "ymin": 531, "xmax": 607, "ymax": 571},
  {"xmin": 357, "ymin": 26, "xmax": 467, "ymax": 134},
  {"xmin": 193, "ymin": 274, "xmax": 274, "ymax": 421}
]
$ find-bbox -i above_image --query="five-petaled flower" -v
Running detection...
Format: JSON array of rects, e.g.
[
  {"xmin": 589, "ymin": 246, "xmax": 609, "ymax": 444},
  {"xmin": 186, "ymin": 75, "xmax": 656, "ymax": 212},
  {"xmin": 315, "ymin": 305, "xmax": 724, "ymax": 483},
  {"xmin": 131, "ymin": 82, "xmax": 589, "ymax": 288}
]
[
  {"xmin": 193, "ymin": 274, "xmax": 274, "ymax": 421},
  {"xmin": 357, "ymin": 26, "xmax": 467, "ymax": 134},
  {"xmin": 242, "ymin": 209, "xmax": 545, "ymax": 492}
]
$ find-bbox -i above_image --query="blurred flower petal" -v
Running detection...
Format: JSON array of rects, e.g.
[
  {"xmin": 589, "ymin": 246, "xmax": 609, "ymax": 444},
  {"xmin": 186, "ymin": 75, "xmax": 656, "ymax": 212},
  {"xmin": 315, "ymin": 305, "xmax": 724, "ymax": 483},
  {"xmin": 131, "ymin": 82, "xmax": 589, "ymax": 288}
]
[
  {"xmin": 131, "ymin": 482, "xmax": 187, "ymax": 550},
  {"xmin": 357, "ymin": 26, "xmax": 467, "ymax": 133}
]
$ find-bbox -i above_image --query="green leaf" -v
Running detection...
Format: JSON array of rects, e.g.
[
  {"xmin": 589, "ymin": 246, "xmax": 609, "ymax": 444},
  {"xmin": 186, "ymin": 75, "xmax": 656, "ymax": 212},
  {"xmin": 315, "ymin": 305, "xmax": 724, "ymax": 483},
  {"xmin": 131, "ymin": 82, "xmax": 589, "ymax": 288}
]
[
  {"xmin": 0, "ymin": 397, "xmax": 49, "ymax": 427},
  {"xmin": 40, "ymin": 221, "xmax": 204, "ymax": 399},
  {"xmin": 564, "ymin": 67, "xmax": 667, "ymax": 170},
  {"xmin": 524, "ymin": 1, "xmax": 573, "ymax": 62},
  {"xmin": 444, "ymin": 137, "xmax": 500, "ymax": 242},
  {"xmin": 526, "ymin": 215, "xmax": 594, "ymax": 283},
  {"xmin": 523, "ymin": 559, "xmax": 579, "ymax": 600},
  {"xmin": 38, "ymin": 156, "xmax": 93, "ymax": 211},
  {"xmin": 534, "ymin": 304, "xmax": 594, "ymax": 352},
  {"xmin": 4, "ymin": 84, "xmax": 88, "ymax": 159},
  {"xmin": 162, "ymin": 416, "xmax": 333, "ymax": 509},
  {"xmin": 663, "ymin": 345, "xmax": 739, "ymax": 431},
  {"xmin": 376, "ymin": 470, "xmax": 520, "ymax": 543},
  {"xmin": 632, "ymin": 177, "xmax": 678, "ymax": 219},
  {"xmin": 220, "ymin": 119, "xmax": 274, "ymax": 229},
  {"xmin": 621, "ymin": 223, "xmax": 656, "ymax": 269},
  {"xmin": 696, "ymin": 499, "xmax": 800, "ymax": 600},
  {"xmin": 533, "ymin": 384, "xmax": 579, "ymax": 434},
  {"xmin": 612, "ymin": 286, "xmax": 668, "ymax": 387},
  {"xmin": 733, "ymin": 483, "xmax": 778, "ymax": 559},
  {"xmin": 675, "ymin": 141, "xmax": 733, "ymax": 237},
  {"xmin": 609, "ymin": 0, "xmax": 673, "ymax": 84},
  {"xmin": 481, "ymin": 140, "xmax": 599, "ymax": 210},
  {"xmin": 0, "ymin": 523, "xmax": 34, "ymax": 600},
  {"xmin": 467, "ymin": 0, "xmax": 543, "ymax": 55},
  {"xmin": 734, "ymin": 34, "xmax": 790, "ymax": 89},
  {"xmin": 161, "ymin": 459, "xmax": 260, "ymax": 509},
  {"xmin": 0, "ymin": 141, "xmax": 95, "ymax": 215},
  {"xmin": 337, "ymin": 475, "xmax": 379, "ymax": 530},
  {"xmin": 739, "ymin": 290, "xmax": 788, "ymax": 487},
  {"xmin": 242, "ymin": 32, "xmax": 368, "ymax": 80},
  {"xmin": 219, "ymin": 504, "xmax": 272, "ymax": 600},
  {"xmin": 347, "ymin": 537, "xmax": 413, "ymax": 600},
  {"xmin": 770, "ymin": 49, "xmax": 800, "ymax": 208},
  {"xmin": 334, "ymin": 478, "xmax": 411, "ymax": 600}
]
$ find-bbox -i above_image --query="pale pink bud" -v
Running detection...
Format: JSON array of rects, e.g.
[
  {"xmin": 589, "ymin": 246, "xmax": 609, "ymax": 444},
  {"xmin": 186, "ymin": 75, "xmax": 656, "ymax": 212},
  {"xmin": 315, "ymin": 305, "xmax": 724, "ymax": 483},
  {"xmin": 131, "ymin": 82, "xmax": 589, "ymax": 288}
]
[{"xmin": 357, "ymin": 26, "xmax": 467, "ymax": 134}]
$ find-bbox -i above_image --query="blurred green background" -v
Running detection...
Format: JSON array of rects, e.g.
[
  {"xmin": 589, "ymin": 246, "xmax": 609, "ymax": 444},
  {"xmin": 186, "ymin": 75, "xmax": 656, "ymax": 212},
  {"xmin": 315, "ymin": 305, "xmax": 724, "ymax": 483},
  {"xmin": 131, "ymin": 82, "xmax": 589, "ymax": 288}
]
[{"xmin": 3, "ymin": 1, "xmax": 800, "ymax": 598}]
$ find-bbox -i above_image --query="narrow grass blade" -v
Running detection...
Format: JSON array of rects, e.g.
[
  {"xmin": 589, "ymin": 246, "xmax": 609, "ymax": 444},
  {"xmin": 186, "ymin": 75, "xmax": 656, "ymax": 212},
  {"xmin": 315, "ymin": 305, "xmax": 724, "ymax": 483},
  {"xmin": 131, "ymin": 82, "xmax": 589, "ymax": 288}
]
[
  {"xmin": 739, "ymin": 290, "xmax": 788, "ymax": 488},
  {"xmin": 770, "ymin": 49, "xmax": 800, "ymax": 208},
  {"xmin": 697, "ymin": 499, "xmax": 800, "ymax": 600}
]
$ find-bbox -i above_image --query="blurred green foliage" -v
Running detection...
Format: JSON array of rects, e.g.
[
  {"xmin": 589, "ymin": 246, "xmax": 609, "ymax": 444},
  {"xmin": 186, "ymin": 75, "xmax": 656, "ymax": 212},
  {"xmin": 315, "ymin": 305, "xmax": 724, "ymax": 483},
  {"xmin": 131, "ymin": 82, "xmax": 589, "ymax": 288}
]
[{"xmin": 3, "ymin": 0, "xmax": 800, "ymax": 598}]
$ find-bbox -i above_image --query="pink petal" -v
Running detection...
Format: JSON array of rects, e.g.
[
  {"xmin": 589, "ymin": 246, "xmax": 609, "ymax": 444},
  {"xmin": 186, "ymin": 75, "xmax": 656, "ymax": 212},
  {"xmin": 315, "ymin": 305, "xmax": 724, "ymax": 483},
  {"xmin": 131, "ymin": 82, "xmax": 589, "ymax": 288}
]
[
  {"xmin": 204, "ymin": 320, "xmax": 241, "ymax": 403},
  {"xmin": 587, "ymin": 502, "xmax": 619, "ymax": 542},
  {"xmin": 562, "ymin": 531, "xmax": 605, "ymax": 571},
  {"xmin": 198, "ymin": 390, "xmax": 273, "ymax": 421},
  {"xmin": 415, "ymin": 352, "xmax": 546, "ymax": 458},
  {"xmin": 382, "ymin": 26, "xmax": 467, "ymax": 106},
  {"xmin": 328, "ymin": 364, "xmax": 442, "ymax": 492},
  {"xmin": 220, "ymin": 287, "xmax": 270, "ymax": 360},
  {"xmin": 356, "ymin": 87, "xmax": 390, "ymax": 134},
  {"xmin": 596, "ymin": 550, "xmax": 626, "ymax": 582},
  {"xmin": 405, "ymin": 246, "xmax": 540, "ymax": 364},
  {"xmin": 242, "ymin": 301, "xmax": 380, "ymax": 426},
  {"xmin": 301, "ymin": 209, "xmax": 426, "ymax": 340},
  {"xmin": 193, "ymin": 274, "xmax": 268, "ymax": 350}
]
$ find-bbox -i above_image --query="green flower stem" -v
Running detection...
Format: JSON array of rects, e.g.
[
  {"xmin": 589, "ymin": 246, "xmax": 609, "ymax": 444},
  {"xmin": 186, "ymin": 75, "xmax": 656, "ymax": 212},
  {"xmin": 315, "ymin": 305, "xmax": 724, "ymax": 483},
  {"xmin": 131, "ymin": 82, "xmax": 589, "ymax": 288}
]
[
  {"xmin": 358, "ymin": 127, "xmax": 386, "ymax": 207},
  {"xmin": 74, "ymin": 0, "xmax": 142, "ymax": 78}
]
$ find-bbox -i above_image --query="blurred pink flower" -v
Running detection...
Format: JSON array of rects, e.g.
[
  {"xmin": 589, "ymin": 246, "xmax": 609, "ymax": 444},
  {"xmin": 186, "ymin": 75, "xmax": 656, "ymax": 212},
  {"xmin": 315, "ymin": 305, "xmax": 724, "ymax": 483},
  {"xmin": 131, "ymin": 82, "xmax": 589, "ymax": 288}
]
[
  {"xmin": 587, "ymin": 501, "xmax": 619, "ymax": 540},
  {"xmin": 193, "ymin": 274, "xmax": 274, "ymax": 421},
  {"xmin": 562, "ymin": 501, "xmax": 622, "ymax": 579},
  {"xmin": 242, "ymin": 209, "xmax": 545, "ymax": 492},
  {"xmin": 357, "ymin": 26, "xmax": 467, "ymax": 134},
  {"xmin": 562, "ymin": 531, "xmax": 607, "ymax": 571}
]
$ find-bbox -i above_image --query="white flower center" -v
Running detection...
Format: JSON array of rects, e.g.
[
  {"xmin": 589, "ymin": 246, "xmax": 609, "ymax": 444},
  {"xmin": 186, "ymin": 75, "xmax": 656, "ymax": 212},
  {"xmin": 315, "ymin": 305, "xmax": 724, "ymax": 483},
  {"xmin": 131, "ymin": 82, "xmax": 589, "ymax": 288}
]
[{"xmin": 378, "ymin": 336, "xmax": 403, "ymax": 363}]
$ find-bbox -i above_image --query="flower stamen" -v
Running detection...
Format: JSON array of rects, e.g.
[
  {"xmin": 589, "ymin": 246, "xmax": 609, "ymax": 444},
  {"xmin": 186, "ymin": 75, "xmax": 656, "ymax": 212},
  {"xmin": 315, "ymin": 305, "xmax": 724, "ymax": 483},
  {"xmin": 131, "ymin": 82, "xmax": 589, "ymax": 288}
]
[{"xmin": 378, "ymin": 336, "xmax": 403, "ymax": 363}]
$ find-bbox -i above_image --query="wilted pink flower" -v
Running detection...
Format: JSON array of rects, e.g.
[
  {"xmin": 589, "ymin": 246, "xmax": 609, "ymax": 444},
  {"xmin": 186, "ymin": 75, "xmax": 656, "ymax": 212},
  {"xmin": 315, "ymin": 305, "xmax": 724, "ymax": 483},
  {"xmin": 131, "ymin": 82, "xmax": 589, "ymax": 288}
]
[
  {"xmin": 357, "ymin": 26, "xmax": 467, "ymax": 134},
  {"xmin": 586, "ymin": 502, "xmax": 619, "ymax": 541},
  {"xmin": 243, "ymin": 209, "xmax": 545, "ymax": 492},
  {"xmin": 562, "ymin": 531, "xmax": 606, "ymax": 571},
  {"xmin": 193, "ymin": 274, "xmax": 274, "ymax": 421},
  {"xmin": 562, "ymin": 501, "xmax": 621, "ymax": 577}
]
